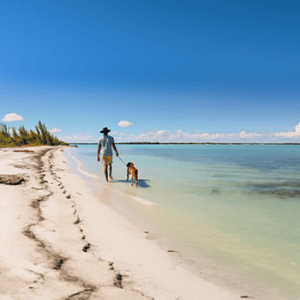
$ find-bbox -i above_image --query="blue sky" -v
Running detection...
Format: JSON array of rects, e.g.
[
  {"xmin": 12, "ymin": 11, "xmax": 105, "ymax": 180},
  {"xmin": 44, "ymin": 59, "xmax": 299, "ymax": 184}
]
[{"xmin": 1, "ymin": 0, "xmax": 300, "ymax": 142}]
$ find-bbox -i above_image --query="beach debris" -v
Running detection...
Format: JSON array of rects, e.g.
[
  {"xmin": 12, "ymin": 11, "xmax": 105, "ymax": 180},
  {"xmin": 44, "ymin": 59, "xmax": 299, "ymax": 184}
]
[
  {"xmin": 23, "ymin": 228, "xmax": 36, "ymax": 240},
  {"xmin": 66, "ymin": 289, "xmax": 94, "ymax": 299},
  {"xmin": 53, "ymin": 258, "xmax": 66, "ymax": 270},
  {"xmin": 0, "ymin": 174, "xmax": 25, "ymax": 185},
  {"xmin": 14, "ymin": 164, "xmax": 30, "ymax": 170},
  {"xmin": 83, "ymin": 243, "xmax": 91, "ymax": 252},
  {"xmin": 114, "ymin": 273, "xmax": 123, "ymax": 288},
  {"xmin": 144, "ymin": 231, "xmax": 149, "ymax": 233},
  {"xmin": 240, "ymin": 296, "xmax": 252, "ymax": 298},
  {"xmin": 13, "ymin": 149, "xmax": 35, "ymax": 153},
  {"xmin": 74, "ymin": 217, "xmax": 80, "ymax": 224},
  {"xmin": 66, "ymin": 195, "xmax": 71, "ymax": 199},
  {"xmin": 167, "ymin": 250, "xmax": 177, "ymax": 253}
]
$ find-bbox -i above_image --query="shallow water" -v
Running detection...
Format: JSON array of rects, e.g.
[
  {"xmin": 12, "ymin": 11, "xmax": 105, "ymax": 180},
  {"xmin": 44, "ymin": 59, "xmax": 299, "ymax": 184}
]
[{"xmin": 66, "ymin": 144, "xmax": 300, "ymax": 299}]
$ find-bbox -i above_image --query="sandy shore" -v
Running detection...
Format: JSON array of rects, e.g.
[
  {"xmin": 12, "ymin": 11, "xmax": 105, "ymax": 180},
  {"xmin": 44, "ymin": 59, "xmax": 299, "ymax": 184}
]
[{"xmin": 0, "ymin": 146, "xmax": 244, "ymax": 300}]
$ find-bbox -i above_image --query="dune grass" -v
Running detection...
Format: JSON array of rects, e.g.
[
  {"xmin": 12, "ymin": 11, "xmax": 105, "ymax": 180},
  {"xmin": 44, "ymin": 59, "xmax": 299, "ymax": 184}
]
[{"xmin": 0, "ymin": 121, "xmax": 68, "ymax": 147}]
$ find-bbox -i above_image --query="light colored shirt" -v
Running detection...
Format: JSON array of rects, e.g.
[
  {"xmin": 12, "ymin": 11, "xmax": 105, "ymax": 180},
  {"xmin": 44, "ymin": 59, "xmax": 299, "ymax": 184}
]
[{"xmin": 98, "ymin": 135, "xmax": 114, "ymax": 156}]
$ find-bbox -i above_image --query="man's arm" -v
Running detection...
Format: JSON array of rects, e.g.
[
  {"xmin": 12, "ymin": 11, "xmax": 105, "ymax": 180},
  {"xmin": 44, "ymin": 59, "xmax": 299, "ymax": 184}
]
[
  {"xmin": 112, "ymin": 142, "xmax": 119, "ymax": 157},
  {"xmin": 97, "ymin": 144, "xmax": 101, "ymax": 161}
]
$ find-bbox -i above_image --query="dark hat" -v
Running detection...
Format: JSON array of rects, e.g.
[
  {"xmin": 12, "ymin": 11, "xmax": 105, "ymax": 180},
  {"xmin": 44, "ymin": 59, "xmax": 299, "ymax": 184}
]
[{"xmin": 100, "ymin": 127, "xmax": 111, "ymax": 134}]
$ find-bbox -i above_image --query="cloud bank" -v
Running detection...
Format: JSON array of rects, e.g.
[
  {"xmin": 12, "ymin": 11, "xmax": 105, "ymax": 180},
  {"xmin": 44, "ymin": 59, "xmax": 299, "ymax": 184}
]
[
  {"xmin": 49, "ymin": 128, "xmax": 61, "ymax": 133},
  {"xmin": 57, "ymin": 123, "xmax": 300, "ymax": 143},
  {"xmin": 2, "ymin": 113, "xmax": 24, "ymax": 122},
  {"xmin": 118, "ymin": 120, "xmax": 133, "ymax": 127},
  {"xmin": 60, "ymin": 134, "xmax": 94, "ymax": 142},
  {"xmin": 113, "ymin": 122, "xmax": 300, "ymax": 143}
]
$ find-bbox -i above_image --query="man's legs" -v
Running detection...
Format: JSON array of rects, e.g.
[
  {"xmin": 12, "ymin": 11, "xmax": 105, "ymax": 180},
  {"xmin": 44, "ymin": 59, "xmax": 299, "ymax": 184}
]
[
  {"xmin": 102, "ymin": 156, "xmax": 113, "ymax": 182},
  {"xmin": 108, "ymin": 164, "xmax": 113, "ymax": 180},
  {"xmin": 103, "ymin": 165, "xmax": 108, "ymax": 182}
]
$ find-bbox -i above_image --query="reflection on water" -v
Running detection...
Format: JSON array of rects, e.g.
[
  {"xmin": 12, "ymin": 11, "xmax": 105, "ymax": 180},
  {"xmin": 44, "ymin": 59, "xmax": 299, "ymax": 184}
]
[{"xmin": 113, "ymin": 179, "xmax": 151, "ymax": 188}]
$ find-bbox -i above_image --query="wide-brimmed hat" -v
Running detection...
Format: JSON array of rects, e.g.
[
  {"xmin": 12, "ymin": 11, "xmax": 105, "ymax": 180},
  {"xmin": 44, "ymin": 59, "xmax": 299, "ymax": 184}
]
[{"xmin": 100, "ymin": 127, "xmax": 111, "ymax": 134}]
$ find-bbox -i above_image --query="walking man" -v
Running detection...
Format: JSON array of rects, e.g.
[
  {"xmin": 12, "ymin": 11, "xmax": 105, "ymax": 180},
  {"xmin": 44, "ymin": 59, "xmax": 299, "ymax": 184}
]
[{"xmin": 97, "ymin": 127, "xmax": 119, "ymax": 182}]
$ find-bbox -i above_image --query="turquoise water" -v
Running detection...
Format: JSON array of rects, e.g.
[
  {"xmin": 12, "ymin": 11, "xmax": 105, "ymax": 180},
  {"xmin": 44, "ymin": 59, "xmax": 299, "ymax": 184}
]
[{"xmin": 66, "ymin": 145, "xmax": 300, "ymax": 299}]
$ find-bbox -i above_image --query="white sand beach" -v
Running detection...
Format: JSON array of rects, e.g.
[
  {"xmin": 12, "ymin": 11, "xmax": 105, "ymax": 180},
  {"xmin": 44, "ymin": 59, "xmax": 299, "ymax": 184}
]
[{"xmin": 0, "ymin": 146, "xmax": 248, "ymax": 300}]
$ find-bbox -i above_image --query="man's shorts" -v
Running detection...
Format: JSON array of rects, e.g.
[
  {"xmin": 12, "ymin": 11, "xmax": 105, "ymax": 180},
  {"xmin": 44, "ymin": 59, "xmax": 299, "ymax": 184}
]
[{"xmin": 101, "ymin": 155, "xmax": 113, "ymax": 166}]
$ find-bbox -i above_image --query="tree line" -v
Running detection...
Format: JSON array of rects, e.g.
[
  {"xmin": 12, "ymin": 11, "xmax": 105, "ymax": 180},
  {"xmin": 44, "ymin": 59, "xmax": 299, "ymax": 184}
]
[{"xmin": 0, "ymin": 121, "xmax": 68, "ymax": 147}]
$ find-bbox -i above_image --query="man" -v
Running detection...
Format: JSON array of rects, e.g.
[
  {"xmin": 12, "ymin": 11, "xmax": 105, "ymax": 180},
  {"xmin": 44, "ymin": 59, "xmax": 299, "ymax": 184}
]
[{"xmin": 97, "ymin": 127, "xmax": 119, "ymax": 182}]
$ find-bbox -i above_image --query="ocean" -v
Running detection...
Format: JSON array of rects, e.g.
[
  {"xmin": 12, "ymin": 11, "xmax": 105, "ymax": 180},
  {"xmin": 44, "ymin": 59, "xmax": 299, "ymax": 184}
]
[{"xmin": 65, "ymin": 144, "xmax": 300, "ymax": 299}]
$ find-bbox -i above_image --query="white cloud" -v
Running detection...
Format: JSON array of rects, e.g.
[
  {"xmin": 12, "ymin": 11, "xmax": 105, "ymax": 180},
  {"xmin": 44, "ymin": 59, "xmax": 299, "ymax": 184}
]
[
  {"xmin": 239, "ymin": 131, "xmax": 261, "ymax": 138},
  {"xmin": 2, "ymin": 113, "xmax": 24, "ymax": 122},
  {"xmin": 274, "ymin": 122, "xmax": 300, "ymax": 138},
  {"xmin": 118, "ymin": 120, "xmax": 133, "ymax": 127},
  {"xmin": 60, "ymin": 134, "xmax": 95, "ymax": 142},
  {"xmin": 49, "ymin": 128, "xmax": 61, "ymax": 133}
]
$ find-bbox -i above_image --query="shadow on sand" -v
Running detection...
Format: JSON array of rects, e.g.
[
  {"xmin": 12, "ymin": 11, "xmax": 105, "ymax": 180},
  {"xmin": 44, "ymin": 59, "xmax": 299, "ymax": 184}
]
[{"xmin": 113, "ymin": 179, "xmax": 151, "ymax": 188}]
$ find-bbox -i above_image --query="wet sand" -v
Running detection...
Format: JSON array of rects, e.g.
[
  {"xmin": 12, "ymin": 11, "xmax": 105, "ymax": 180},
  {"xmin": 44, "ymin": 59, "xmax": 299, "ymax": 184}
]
[{"xmin": 0, "ymin": 146, "xmax": 243, "ymax": 299}]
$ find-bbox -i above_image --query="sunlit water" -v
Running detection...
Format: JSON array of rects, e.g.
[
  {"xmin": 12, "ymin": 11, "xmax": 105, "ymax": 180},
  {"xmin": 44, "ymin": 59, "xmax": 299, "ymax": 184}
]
[{"xmin": 65, "ymin": 144, "xmax": 300, "ymax": 299}]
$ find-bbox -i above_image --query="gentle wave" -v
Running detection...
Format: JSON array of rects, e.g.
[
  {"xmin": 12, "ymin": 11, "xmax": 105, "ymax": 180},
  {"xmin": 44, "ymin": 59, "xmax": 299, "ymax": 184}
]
[
  {"xmin": 132, "ymin": 196, "xmax": 156, "ymax": 206},
  {"xmin": 68, "ymin": 153, "xmax": 101, "ymax": 180}
]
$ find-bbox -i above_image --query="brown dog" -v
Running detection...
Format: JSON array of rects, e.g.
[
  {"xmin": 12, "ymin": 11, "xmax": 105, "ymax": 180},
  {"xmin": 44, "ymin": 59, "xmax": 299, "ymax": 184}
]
[{"xmin": 126, "ymin": 162, "xmax": 138, "ymax": 187}]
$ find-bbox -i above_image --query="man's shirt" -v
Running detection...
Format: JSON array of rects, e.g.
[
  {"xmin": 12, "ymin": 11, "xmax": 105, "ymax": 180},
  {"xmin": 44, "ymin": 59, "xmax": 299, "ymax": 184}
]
[{"xmin": 98, "ymin": 135, "xmax": 114, "ymax": 156}]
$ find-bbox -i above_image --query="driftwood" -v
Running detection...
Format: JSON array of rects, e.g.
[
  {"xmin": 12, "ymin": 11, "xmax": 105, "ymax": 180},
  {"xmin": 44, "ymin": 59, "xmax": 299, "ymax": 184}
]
[
  {"xmin": 0, "ymin": 175, "xmax": 25, "ymax": 185},
  {"xmin": 13, "ymin": 150, "xmax": 35, "ymax": 153}
]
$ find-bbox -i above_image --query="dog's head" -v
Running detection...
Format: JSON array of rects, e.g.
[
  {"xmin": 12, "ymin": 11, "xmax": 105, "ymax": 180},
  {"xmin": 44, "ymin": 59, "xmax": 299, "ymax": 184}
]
[{"xmin": 126, "ymin": 162, "xmax": 134, "ymax": 167}]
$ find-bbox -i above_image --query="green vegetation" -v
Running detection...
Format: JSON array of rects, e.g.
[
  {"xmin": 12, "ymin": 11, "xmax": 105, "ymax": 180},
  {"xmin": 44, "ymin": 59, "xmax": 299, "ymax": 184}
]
[{"xmin": 0, "ymin": 121, "xmax": 68, "ymax": 147}]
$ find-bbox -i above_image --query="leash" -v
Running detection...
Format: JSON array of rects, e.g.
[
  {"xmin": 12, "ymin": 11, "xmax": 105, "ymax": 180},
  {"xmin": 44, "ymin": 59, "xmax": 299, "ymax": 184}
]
[{"xmin": 118, "ymin": 156, "xmax": 127, "ymax": 166}]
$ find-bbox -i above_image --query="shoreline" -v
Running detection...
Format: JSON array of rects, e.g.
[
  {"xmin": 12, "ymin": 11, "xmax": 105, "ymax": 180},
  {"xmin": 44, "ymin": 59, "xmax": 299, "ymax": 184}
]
[
  {"xmin": 65, "ymin": 147, "xmax": 293, "ymax": 300},
  {"xmin": 68, "ymin": 142, "xmax": 300, "ymax": 145},
  {"xmin": 0, "ymin": 146, "xmax": 258, "ymax": 299}
]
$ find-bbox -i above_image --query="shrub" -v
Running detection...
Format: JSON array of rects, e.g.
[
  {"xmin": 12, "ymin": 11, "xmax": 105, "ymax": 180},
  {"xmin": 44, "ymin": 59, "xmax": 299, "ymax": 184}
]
[{"xmin": 0, "ymin": 121, "xmax": 68, "ymax": 147}]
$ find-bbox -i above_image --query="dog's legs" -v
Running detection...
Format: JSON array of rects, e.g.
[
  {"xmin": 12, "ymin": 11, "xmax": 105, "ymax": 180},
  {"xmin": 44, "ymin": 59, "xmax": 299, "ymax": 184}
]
[
  {"xmin": 127, "ymin": 173, "xmax": 129, "ymax": 181},
  {"xmin": 135, "ymin": 170, "xmax": 138, "ymax": 187},
  {"xmin": 131, "ymin": 176, "xmax": 133, "ymax": 186}
]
